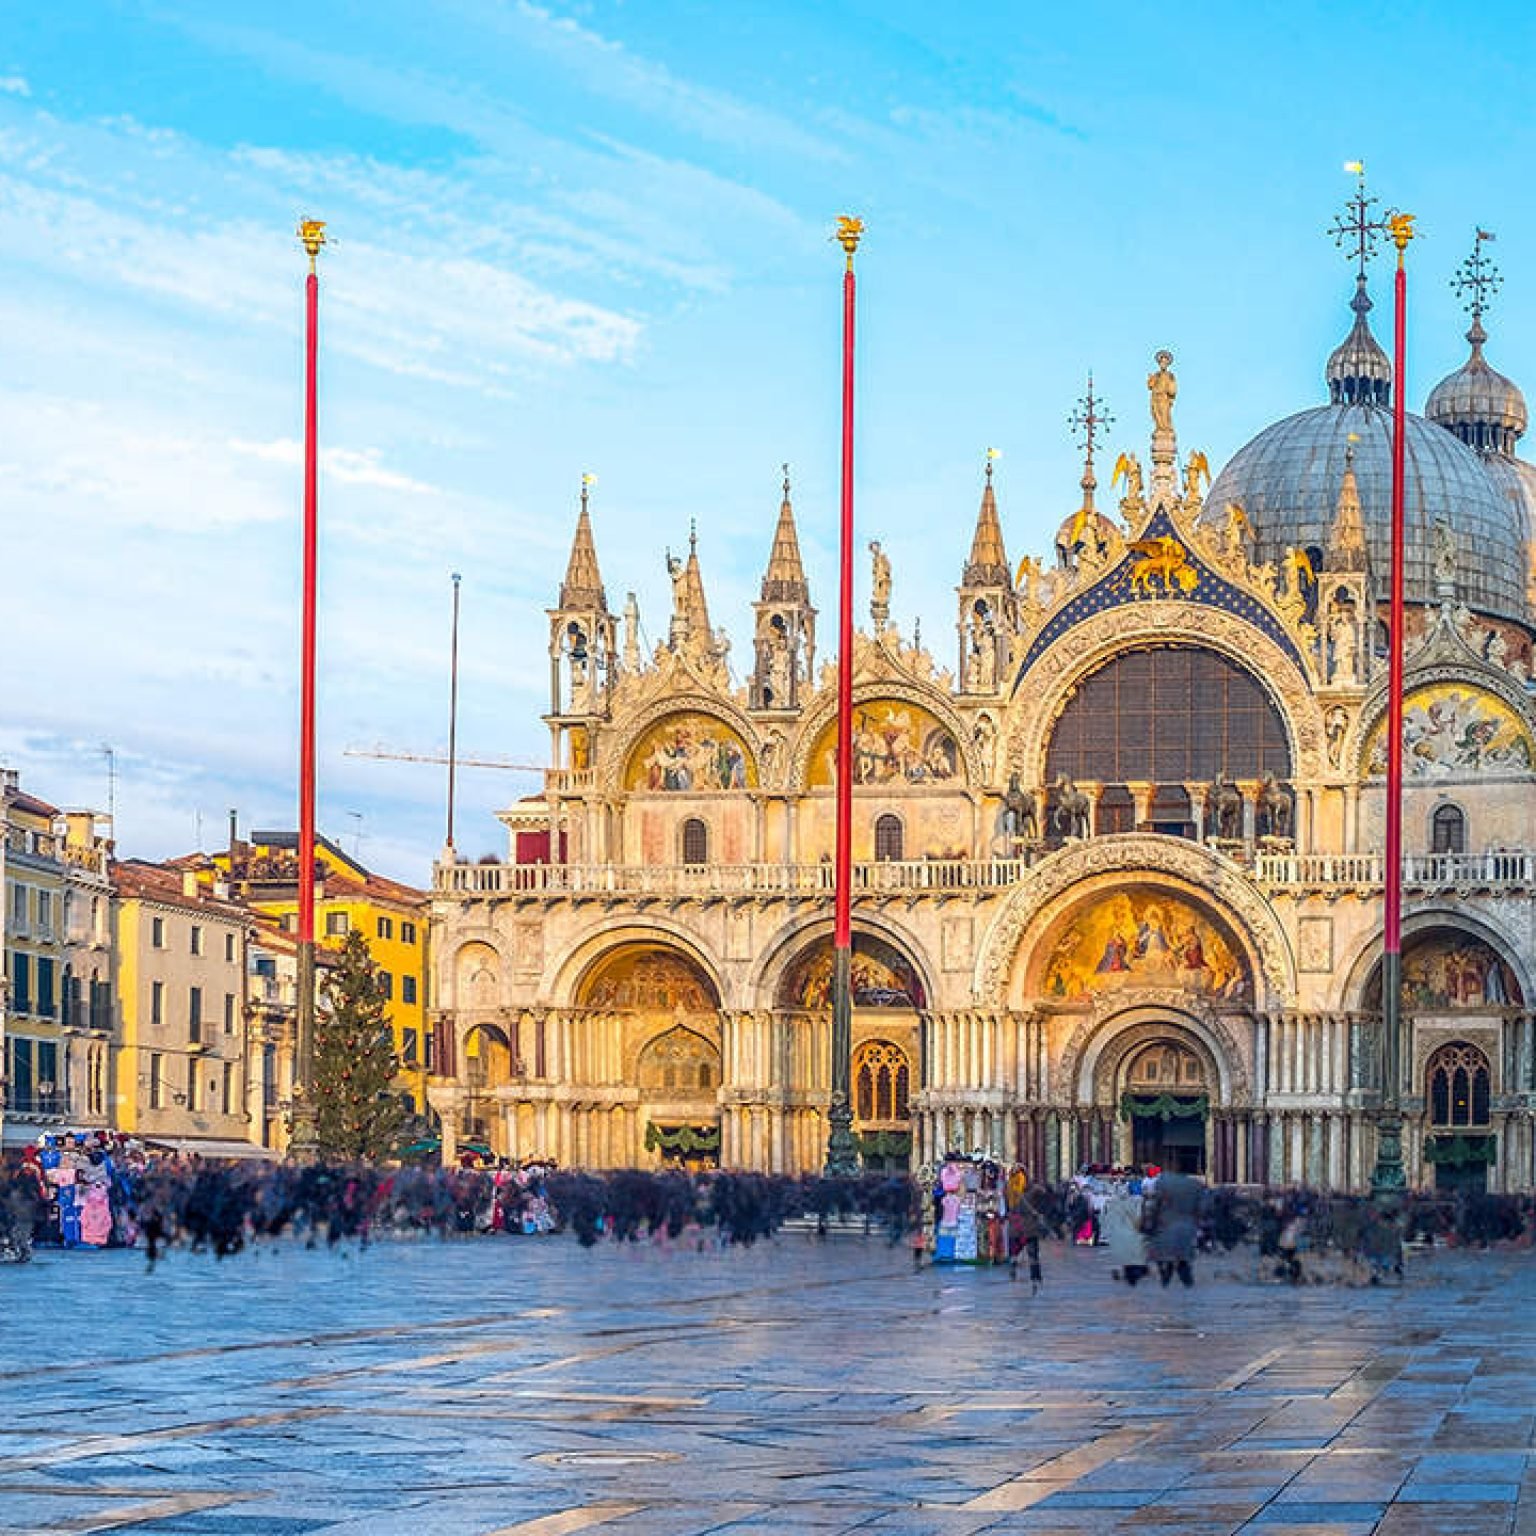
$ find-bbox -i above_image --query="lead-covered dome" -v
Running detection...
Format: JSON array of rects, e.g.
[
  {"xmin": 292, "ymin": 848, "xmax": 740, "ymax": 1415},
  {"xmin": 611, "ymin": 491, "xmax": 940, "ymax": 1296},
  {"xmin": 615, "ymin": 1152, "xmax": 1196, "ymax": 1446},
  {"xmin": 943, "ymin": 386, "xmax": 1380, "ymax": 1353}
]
[
  {"xmin": 1425, "ymin": 318, "xmax": 1528, "ymax": 453},
  {"xmin": 1203, "ymin": 285, "xmax": 1529, "ymax": 625}
]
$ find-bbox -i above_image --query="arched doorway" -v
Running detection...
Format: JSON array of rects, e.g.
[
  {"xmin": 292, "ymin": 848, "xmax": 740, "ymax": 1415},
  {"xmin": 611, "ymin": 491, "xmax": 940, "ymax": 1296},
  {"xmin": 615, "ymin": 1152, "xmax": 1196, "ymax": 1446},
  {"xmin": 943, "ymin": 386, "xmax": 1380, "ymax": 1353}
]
[
  {"xmin": 1121, "ymin": 1039, "xmax": 1209, "ymax": 1174},
  {"xmin": 638, "ymin": 1026, "xmax": 723, "ymax": 1168},
  {"xmin": 1424, "ymin": 1040, "xmax": 1495, "ymax": 1195},
  {"xmin": 775, "ymin": 929, "xmax": 926, "ymax": 1171},
  {"xmin": 460, "ymin": 1022, "xmax": 514, "ymax": 1159}
]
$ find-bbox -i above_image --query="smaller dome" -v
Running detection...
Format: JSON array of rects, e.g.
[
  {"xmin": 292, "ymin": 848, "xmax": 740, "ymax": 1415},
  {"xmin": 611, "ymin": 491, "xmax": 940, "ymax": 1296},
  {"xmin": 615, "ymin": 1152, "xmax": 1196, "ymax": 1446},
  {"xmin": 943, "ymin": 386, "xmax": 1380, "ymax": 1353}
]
[
  {"xmin": 1054, "ymin": 505, "xmax": 1118, "ymax": 563},
  {"xmin": 1425, "ymin": 318, "xmax": 1528, "ymax": 455},
  {"xmin": 1326, "ymin": 277, "xmax": 1392, "ymax": 407}
]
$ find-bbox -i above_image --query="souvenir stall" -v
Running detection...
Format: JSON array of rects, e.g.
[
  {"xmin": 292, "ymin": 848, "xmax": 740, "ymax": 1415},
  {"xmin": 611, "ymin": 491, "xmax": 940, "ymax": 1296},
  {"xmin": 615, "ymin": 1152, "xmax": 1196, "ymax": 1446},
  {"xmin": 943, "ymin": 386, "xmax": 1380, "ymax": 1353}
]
[{"xmin": 925, "ymin": 1153, "xmax": 1006, "ymax": 1264}]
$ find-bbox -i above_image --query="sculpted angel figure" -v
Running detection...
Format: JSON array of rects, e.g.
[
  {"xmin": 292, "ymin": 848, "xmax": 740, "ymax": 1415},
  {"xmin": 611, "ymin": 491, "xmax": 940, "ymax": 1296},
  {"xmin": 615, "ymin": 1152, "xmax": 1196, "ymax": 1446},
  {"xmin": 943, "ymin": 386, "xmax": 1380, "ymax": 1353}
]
[{"xmin": 869, "ymin": 540, "xmax": 892, "ymax": 608}]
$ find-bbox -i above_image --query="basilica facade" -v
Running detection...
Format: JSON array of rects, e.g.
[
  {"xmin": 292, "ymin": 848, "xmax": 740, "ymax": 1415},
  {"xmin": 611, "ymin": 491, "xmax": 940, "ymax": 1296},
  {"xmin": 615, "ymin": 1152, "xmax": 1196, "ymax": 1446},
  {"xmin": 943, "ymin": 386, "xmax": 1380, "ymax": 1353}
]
[{"xmin": 428, "ymin": 250, "xmax": 1536, "ymax": 1194}]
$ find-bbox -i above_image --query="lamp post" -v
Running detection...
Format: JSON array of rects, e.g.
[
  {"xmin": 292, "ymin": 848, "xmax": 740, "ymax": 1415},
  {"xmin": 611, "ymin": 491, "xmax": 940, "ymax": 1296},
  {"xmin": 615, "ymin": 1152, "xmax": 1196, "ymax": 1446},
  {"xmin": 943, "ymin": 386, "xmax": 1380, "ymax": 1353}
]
[
  {"xmin": 1372, "ymin": 209, "xmax": 1415, "ymax": 1197},
  {"xmin": 289, "ymin": 217, "xmax": 326, "ymax": 1163},
  {"xmin": 825, "ymin": 215, "xmax": 864, "ymax": 1178}
]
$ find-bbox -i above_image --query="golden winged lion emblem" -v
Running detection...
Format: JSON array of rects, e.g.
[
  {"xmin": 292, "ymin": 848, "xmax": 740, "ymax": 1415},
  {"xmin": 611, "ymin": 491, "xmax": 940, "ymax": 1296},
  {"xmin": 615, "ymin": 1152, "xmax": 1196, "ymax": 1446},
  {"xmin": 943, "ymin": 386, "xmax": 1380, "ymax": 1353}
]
[{"xmin": 1128, "ymin": 534, "xmax": 1199, "ymax": 596}]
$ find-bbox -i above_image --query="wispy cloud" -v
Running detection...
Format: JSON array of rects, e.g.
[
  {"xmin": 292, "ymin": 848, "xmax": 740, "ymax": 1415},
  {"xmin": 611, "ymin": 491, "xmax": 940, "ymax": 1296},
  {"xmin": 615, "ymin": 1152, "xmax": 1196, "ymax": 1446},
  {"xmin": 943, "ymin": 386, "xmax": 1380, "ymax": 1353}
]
[
  {"xmin": 230, "ymin": 437, "xmax": 437, "ymax": 494},
  {"xmin": 0, "ymin": 75, "xmax": 30, "ymax": 98}
]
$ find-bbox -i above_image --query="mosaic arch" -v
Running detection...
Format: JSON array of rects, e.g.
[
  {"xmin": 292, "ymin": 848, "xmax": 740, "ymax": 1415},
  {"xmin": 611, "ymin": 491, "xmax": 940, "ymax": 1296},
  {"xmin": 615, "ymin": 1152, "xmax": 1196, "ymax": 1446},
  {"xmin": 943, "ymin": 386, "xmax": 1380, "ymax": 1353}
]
[
  {"xmin": 637, "ymin": 1026, "xmax": 721, "ymax": 1094},
  {"xmin": 1364, "ymin": 931, "xmax": 1523, "ymax": 1012},
  {"xmin": 776, "ymin": 933, "xmax": 928, "ymax": 1011},
  {"xmin": 1034, "ymin": 886, "xmax": 1250, "ymax": 1004},
  {"xmin": 624, "ymin": 712, "xmax": 756, "ymax": 792},
  {"xmin": 806, "ymin": 700, "xmax": 962, "ymax": 788},
  {"xmin": 1364, "ymin": 684, "xmax": 1534, "ymax": 778},
  {"xmin": 455, "ymin": 941, "xmax": 501, "ymax": 1009},
  {"xmin": 577, "ymin": 945, "xmax": 721, "ymax": 1013}
]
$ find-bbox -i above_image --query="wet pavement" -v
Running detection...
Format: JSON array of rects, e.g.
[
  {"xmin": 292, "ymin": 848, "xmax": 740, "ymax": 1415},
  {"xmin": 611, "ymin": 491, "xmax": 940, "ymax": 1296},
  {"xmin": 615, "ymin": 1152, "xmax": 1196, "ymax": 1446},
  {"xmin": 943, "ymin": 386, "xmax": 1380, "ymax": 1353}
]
[{"xmin": 1, "ymin": 1233, "xmax": 1533, "ymax": 1534}]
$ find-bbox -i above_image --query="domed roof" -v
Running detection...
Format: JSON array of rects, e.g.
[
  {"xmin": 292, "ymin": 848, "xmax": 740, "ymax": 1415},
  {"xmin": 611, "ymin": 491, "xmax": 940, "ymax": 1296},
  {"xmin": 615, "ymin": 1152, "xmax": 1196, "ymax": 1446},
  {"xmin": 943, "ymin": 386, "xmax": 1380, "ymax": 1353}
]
[
  {"xmin": 1482, "ymin": 452, "xmax": 1536, "ymax": 608},
  {"xmin": 1203, "ymin": 401, "xmax": 1526, "ymax": 622},
  {"xmin": 1425, "ymin": 319, "xmax": 1528, "ymax": 455},
  {"xmin": 1203, "ymin": 279, "xmax": 1530, "ymax": 625}
]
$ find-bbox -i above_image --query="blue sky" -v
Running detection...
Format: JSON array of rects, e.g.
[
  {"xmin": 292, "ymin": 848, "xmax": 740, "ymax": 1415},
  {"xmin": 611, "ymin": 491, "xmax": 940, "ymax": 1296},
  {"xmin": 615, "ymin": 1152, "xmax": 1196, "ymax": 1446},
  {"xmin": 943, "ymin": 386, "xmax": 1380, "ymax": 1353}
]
[{"xmin": 4, "ymin": 1, "xmax": 1536, "ymax": 881}]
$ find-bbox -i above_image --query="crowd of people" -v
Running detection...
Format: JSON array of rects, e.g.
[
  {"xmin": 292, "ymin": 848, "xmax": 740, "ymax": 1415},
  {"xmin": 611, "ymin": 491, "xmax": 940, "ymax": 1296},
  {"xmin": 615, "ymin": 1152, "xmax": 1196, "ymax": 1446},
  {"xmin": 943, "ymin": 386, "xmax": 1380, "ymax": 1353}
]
[{"xmin": 3, "ymin": 1143, "xmax": 1534, "ymax": 1279}]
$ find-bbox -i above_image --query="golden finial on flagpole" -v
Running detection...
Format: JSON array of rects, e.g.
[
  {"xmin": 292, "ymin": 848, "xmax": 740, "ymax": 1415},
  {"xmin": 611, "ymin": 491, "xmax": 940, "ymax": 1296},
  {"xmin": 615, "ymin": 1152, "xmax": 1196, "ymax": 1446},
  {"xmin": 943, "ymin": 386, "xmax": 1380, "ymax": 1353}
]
[
  {"xmin": 1389, "ymin": 211, "xmax": 1416, "ymax": 266},
  {"xmin": 298, "ymin": 218, "xmax": 328, "ymax": 274},
  {"xmin": 834, "ymin": 214, "xmax": 864, "ymax": 270}
]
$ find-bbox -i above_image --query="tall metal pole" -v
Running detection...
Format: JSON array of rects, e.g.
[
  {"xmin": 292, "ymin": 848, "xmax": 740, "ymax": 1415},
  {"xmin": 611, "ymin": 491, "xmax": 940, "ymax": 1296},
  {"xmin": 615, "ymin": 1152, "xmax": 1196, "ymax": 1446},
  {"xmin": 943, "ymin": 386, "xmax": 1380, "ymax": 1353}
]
[
  {"xmin": 826, "ymin": 215, "xmax": 864, "ymax": 1178},
  {"xmin": 1373, "ymin": 210, "xmax": 1415, "ymax": 1195},
  {"xmin": 446, "ymin": 572, "xmax": 463, "ymax": 854},
  {"xmin": 291, "ymin": 218, "xmax": 327, "ymax": 1162}
]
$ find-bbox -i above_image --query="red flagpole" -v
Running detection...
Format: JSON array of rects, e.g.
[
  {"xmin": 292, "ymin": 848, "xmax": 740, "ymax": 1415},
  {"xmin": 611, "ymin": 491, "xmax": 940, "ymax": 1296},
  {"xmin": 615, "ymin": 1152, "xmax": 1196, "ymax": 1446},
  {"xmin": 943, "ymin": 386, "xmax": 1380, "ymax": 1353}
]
[
  {"xmin": 826, "ymin": 216, "xmax": 863, "ymax": 1177},
  {"xmin": 292, "ymin": 219, "xmax": 327, "ymax": 1161},
  {"xmin": 1375, "ymin": 211, "xmax": 1414, "ymax": 1193}
]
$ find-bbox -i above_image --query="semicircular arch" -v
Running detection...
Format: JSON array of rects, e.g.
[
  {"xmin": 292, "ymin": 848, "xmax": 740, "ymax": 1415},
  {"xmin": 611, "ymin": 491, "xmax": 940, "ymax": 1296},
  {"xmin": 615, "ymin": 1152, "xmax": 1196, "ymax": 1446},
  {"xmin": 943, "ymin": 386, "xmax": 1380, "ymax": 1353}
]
[
  {"xmin": 1061, "ymin": 1004, "xmax": 1248, "ymax": 1110},
  {"xmin": 547, "ymin": 921, "xmax": 728, "ymax": 1011},
  {"xmin": 1003, "ymin": 606, "xmax": 1322, "ymax": 786},
  {"xmin": 788, "ymin": 680, "xmax": 983, "ymax": 793},
  {"xmin": 974, "ymin": 835, "xmax": 1296, "ymax": 1012},
  {"xmin": 1354, "ymin": 668, "xmax": 1536, "ymax": 781},
  {"xmin": 753, "ymin": 912, "xmax": 937, "ymax": 1015},
  {"xmin": 600, "ymin": 694, "xmax": 761, "ymax": 798}
]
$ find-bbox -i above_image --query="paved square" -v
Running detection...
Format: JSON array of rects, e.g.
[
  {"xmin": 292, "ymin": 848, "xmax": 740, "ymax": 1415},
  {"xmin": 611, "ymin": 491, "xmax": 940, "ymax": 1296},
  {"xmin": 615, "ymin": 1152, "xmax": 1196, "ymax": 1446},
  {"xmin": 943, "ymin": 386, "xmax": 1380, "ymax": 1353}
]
[{"xmin": 1, "ymin": 1236, "xmax": 1533, "ymax": 1534}]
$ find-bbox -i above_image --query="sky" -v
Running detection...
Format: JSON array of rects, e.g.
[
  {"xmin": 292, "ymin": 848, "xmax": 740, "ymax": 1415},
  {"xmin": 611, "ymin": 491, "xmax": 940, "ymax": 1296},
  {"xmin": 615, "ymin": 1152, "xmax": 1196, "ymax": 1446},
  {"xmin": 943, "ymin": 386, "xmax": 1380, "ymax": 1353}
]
[{"xmin": 5, "ymin": 1, "xmax": 1536, "ymax": 883}]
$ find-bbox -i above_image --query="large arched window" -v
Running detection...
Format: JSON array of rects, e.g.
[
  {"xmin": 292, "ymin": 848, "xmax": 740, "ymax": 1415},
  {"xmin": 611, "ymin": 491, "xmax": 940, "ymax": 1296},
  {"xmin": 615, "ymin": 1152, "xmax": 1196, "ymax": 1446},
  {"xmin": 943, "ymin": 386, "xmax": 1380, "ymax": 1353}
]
[
  {"xmin": 680, "ymin": 818, "xmax": 709, "ymax": 865},
  {"xmin": 1046, "ymin": 646, "xmax": 1292, "ymax": 785},
  {"xmin": 873, "ymin": 814, "xmax": 904, "ymax": 862},
  {"xmin": 1431, "ymin": 803, "xmax": 1466, "ymax": 855},
  {"xmin": 1427, "ymin": 1042, "xmax": 1491, "ymax": 1128}
]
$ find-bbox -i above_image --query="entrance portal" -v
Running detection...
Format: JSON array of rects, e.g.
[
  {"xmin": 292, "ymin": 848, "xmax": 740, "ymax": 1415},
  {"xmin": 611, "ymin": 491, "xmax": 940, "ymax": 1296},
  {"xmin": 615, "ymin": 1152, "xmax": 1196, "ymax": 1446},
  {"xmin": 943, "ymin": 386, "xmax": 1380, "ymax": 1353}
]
[{"xmin": 1121, "ymin": 1041, "xmax": 1208, "ymax": 1175}]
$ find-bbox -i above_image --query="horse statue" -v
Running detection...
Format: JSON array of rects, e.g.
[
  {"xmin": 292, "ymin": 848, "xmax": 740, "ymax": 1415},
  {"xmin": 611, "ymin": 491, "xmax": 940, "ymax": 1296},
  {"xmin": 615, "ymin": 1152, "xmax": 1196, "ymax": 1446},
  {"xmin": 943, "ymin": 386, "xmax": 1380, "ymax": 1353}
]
[
  {"xmin": 1209, "ymin": 771, "xmax": 1244, "ymax": 841},
  {"xmin": 1052, "ymin": 775, "xmax": 1092, "ymax": 839},
  {"xmin": 1000, "ymin": 773, "xmax": 1038, "ymax": 843},
  {"xmin": 1257, "ymin": 771, "xmax": 1291, "ymax": 840}
]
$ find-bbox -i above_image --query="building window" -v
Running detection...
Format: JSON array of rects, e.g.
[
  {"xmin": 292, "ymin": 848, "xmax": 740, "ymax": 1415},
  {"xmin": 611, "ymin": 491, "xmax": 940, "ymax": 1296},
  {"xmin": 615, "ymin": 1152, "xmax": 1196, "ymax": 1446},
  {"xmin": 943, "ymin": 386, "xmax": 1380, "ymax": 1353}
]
[
  {"xmin": 1431, "ymin": 803, "xmax": 1466, "ymax": 855},
  {"xmin": 37, "ymin": 957, "xmax": 56, "ymax": 1020},
  {"xmin": 224, "ymin": 993, "xmax": 236, "ymax": 1034},
  {"xmin": 151, "ymin": 979, "xmax": 164, "ymax": 1027},
  {"xmin": 36, "ymin": 890, "xmax": 52, "ymax": 937},
  {"xmin": 401, "ymin": 1027, "xmax": 420, "ymax": 1066},
  {"xmin": 190, "ymin": 924, "xmax": 203, "ymax": 956},
  {"xmin": 11, "ymin": 953, "xmax": 31, "ymax": 1013},
  {"xmin": 853, "ymin": 1040, "xmax": 912, "ymax": 1123},
  {"xmin": 189, "ymin": 986, "xmax": 203, "ymax": 1043},
  {"xmin": 401, "ymin": 921, "xmax": 417, "ymax": 945},
  {"xmin": 224, "ymin": 931, "xmax": 237, "ymax": 962},
  {"xmin": 186, "ymin": 1058, "xmax": 199, "ymax": 1112},
  {"xmin": 379, "ymin": 971, "xmax": 394, "ymax": 1000},
  {"xmin": 325, "ymin": 911, "xmax": 349, "ymax": 937},
  {"xmin": 152, "ymin": 915, "xmax": 166, "ymax": 949},
  {"xmin": 1428, "ymin": 1041, "xmax": 1492, "ymax": 1128},
  {"xmin": 150, "ymin": 1053, "xmax": 165, "ymax": 1110},
  {"xmin": 402, "ymin": 975, "xmax": 418, "ymax": 1005},
  {"xmin": 681, "ymin": 818, "xmax": 709, "ymax": 865},
  {"xmin": 221, "ymin": 1061, "xmax": 235, "ymax": 1116},
  {"xmin": 377, "ymin": 916, "xmax": 394, "ymax": 940},
  {"xmin": 8, "ymin": 883, "xmax": 27, "ymax": 934},
  {"xmin": 873, "ymin": 814, "xmax": 904, "ymax": 862}
]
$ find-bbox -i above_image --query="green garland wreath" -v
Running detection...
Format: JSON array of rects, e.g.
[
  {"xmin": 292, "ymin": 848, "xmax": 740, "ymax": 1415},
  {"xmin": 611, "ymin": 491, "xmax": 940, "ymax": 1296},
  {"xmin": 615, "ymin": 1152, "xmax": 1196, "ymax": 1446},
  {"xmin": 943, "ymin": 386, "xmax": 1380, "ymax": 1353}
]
[
  {"xmin": 1118, "ymin": 1091, "xmax": 1209, "ymax": 1122},
  {"xmin": 856, "ymin": 1130, "xmax": 912, "ymax": 1161},
  {"xmin": 1423, "ymin": 1133, "xmax": 1495, "ymax": 1167},
  {"xmin": 644, "ymin": 1122, "xmax": 721, "ymax": 1155}
]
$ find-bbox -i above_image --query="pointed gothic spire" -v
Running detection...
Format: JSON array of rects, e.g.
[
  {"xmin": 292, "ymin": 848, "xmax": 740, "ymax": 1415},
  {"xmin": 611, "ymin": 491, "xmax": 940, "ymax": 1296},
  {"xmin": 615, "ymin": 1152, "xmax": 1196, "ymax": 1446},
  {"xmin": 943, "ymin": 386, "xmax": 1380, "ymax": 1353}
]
[
  {"xmin": 559, "ymin": 475, "xmax": 607, "ymax": 609},
  {"xmin": 964, "ymin": 451, "xmax": 1011, "ymax": 586},
  {"xmin": 683, "ymin": 519, "xmax": 713, "ymax": 643},
  {"xmin": 762, "ymin": 463, "xmax": 809, "ymax": 601},
  {"xmin": 1326, "ymin": 436, "xmax": 1369, "ymax": 571}
]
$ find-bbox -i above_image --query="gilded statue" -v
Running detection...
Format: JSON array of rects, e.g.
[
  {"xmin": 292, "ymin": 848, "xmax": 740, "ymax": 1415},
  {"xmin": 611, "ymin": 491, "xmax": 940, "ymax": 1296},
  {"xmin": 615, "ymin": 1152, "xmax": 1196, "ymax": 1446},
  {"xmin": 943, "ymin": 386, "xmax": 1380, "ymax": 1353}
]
[{"xmin": 1148, "ymin": 349, "xmax": 1177, "ymax": 436}]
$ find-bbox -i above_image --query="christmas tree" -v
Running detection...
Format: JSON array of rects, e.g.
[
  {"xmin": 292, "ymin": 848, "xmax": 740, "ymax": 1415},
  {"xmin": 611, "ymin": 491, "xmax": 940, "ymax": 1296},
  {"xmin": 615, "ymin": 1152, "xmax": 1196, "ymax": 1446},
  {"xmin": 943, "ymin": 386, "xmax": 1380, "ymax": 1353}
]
[{"xmin": 313, "ymin": 928, "xmax": 409, "ymax": 1161}]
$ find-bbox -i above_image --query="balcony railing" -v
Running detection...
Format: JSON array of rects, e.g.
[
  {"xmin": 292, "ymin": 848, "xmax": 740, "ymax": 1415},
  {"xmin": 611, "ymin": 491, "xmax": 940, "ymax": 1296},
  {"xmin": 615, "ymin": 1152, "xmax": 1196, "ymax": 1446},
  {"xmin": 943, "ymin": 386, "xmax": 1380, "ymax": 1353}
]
[
  {"xmin": 436, "ymin": 857, "xmax": 1039, "ymax": 898},
  {"xmin": 437, "ymin": 847, "xmax": 1536, "ymax": 900},
  {"xmin": 1255, "ymin": 849, "xmax": 1536, "ymax": 892}
]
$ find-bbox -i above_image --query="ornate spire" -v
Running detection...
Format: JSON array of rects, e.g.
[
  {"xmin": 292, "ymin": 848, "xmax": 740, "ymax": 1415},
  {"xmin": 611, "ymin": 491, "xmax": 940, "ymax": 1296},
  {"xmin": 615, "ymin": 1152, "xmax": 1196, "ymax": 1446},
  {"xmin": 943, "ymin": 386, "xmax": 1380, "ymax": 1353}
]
[
  {"xmin": 1326, "ymin": 165, "xmax": 1394, "ymax": 407},
  {"xmin": 1326, "ymin": 436, "xmax": 1369, "ymax": 571},
  {"xmin": 1069, "ymin": 376, "xmax": 1113, "ymax": 519},
  {"xmin": 762, "ymin": 463, "xmax": 809, "ymax": 601},
  {"xmin": 1427, "ymin": 229, "xmax": 1527, "ymax": 454},
  {"xmin": 964, "ymin": 449, "xmax": 1011, "ymax": 585},
  {"xmin": 558, "ymin": 474, "xmax": 607, "ymax": 609}
]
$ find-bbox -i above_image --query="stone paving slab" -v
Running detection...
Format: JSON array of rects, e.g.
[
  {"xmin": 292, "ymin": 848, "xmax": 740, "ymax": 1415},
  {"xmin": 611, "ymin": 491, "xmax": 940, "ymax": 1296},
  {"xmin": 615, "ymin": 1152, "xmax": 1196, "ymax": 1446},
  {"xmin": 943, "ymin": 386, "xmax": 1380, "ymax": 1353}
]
[{"xmin": 1, "ymin": 1237, "xmax": 1535, "ymax": 1533}]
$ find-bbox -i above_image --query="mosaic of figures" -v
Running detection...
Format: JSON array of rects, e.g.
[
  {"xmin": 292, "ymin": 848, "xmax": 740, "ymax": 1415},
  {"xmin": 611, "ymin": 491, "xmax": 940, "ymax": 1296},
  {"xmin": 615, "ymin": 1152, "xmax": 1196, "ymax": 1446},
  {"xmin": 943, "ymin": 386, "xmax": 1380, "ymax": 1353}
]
[
  {"xmin": 579, "ymin": 947, "xmax": 719, "ymax": 1012},
  {"xmin": 808, "ymin": 701, "xmax": 961, "ymax": 787},
  {"xmin": 777, "ymin": 934, "xmax": 928, "ymax": 1011},
  {"xmin": 1366, "ymin": 686, "xmax": 1534, "ymax": 778},
  {"xmin": 626, "ymin": 713, "xmax": 756, "ymax": 792},
  {"xmin": 1039, "ymin": 889, "xmax": 1248, "ymax": 1002},
  {"xmin": 1398, "ymin": 934, "xmax": 1523, "ymax": 1011}
]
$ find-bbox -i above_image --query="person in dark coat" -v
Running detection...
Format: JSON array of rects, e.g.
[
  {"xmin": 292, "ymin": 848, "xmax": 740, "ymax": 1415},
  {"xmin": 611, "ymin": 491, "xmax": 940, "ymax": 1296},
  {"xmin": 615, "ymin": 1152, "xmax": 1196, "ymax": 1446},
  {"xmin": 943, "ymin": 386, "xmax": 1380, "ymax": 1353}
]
[{"xmin": 1142, "ymin": 1170, "xmax": 1204, "ymax": 1287}]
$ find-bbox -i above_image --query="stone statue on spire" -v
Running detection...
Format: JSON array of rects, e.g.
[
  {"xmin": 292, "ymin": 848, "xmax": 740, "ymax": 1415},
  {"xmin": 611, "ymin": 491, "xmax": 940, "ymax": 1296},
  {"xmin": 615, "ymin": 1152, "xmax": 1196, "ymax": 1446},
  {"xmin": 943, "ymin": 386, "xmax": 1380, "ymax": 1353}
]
[{"xmin": 1147, "ymin": 349, "xmax": 1179, "ymax": 504}]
